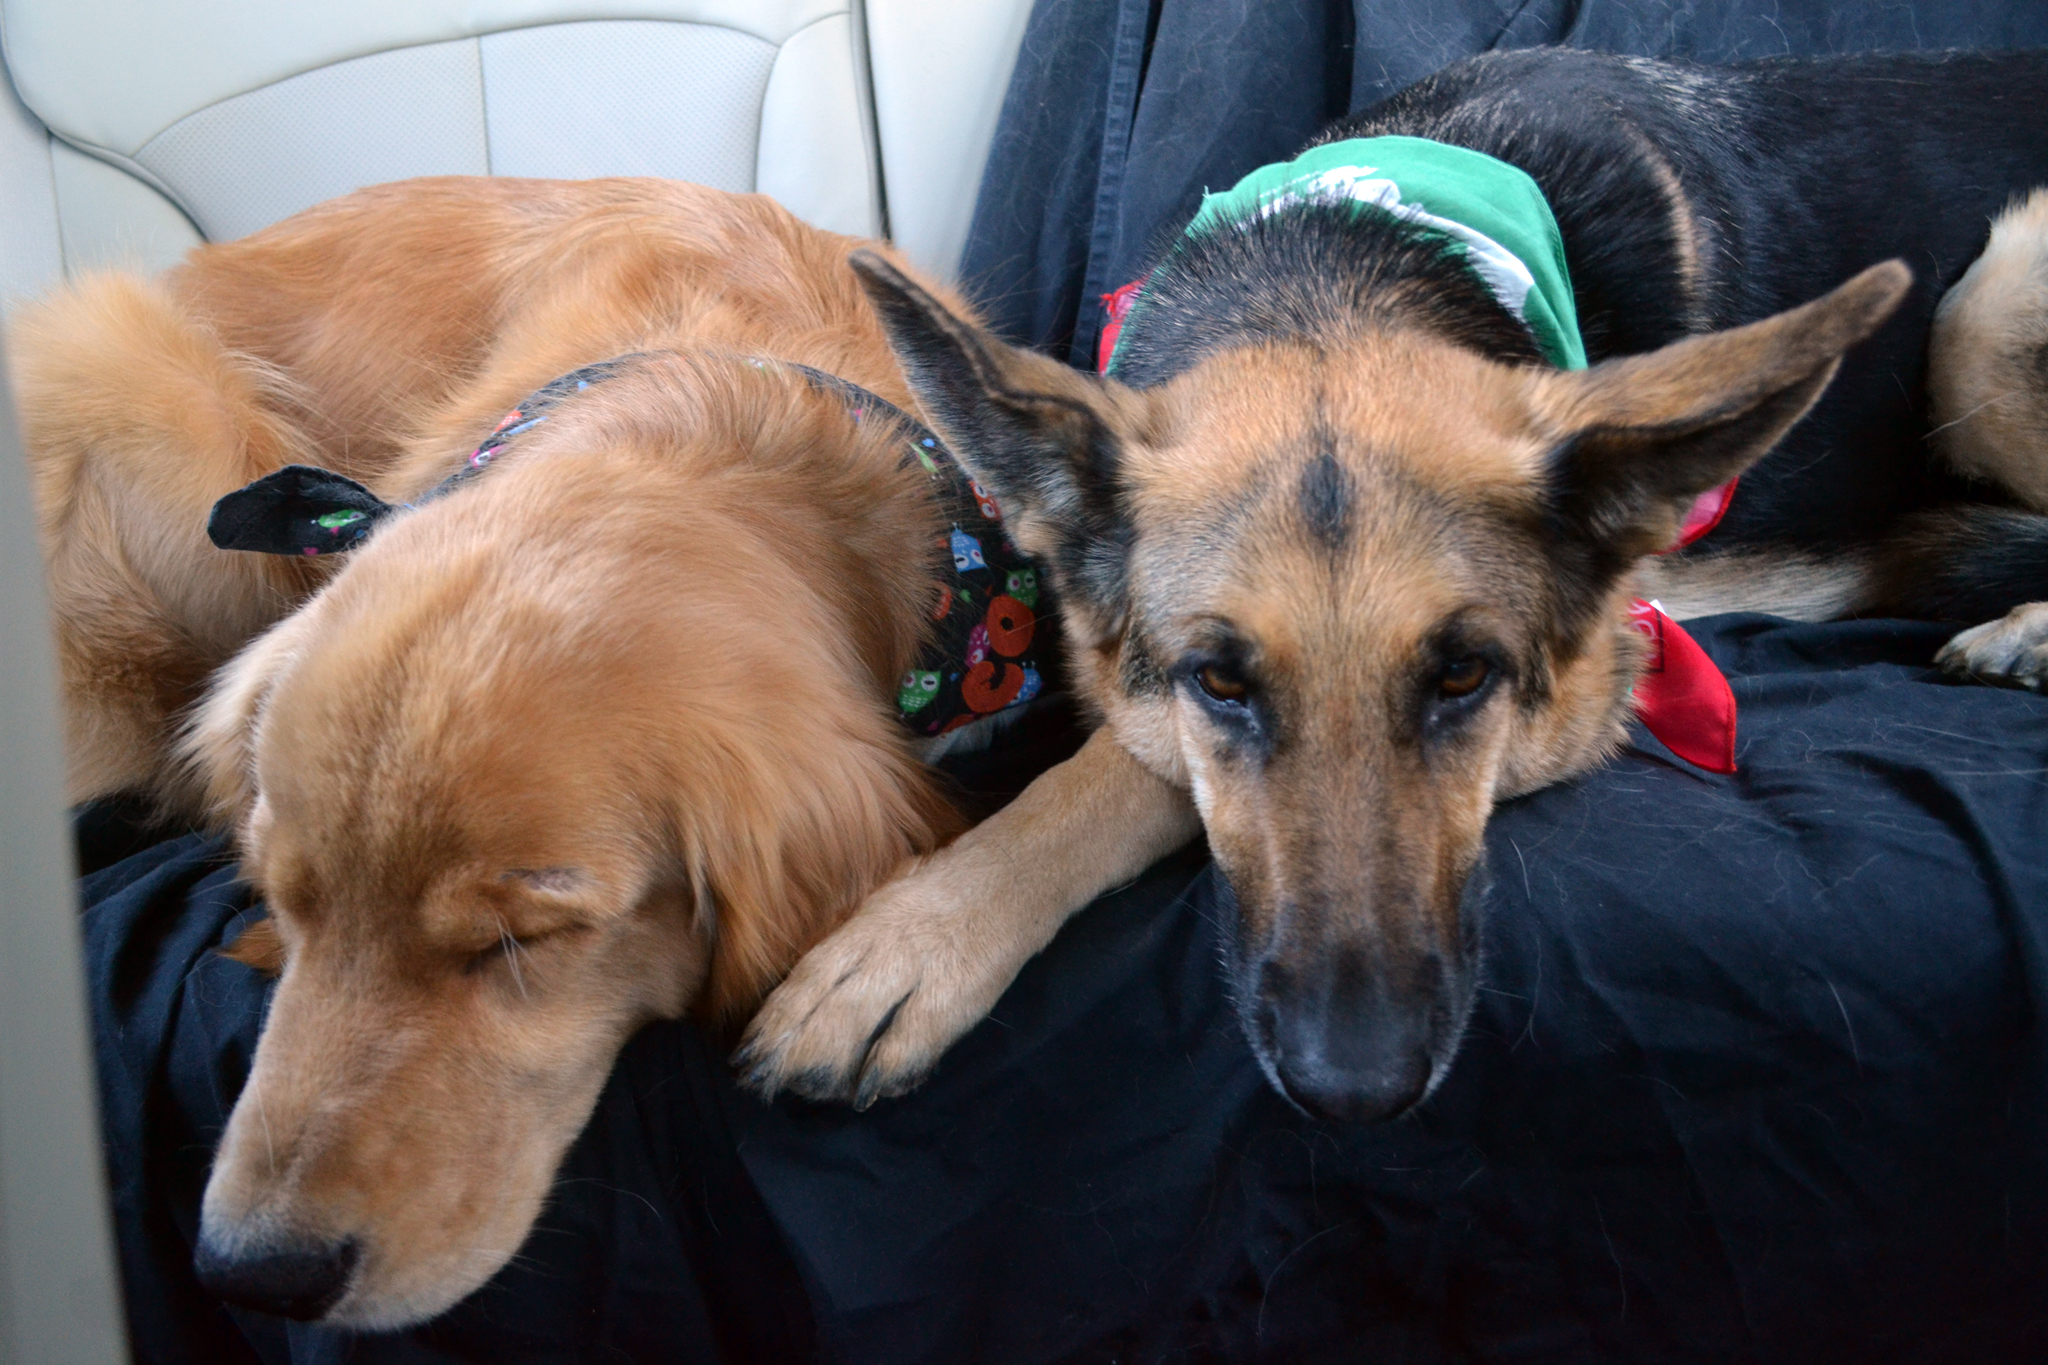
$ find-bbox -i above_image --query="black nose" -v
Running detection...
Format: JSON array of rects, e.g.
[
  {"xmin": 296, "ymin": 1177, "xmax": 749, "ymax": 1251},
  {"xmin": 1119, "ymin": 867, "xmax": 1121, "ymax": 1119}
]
[
  {"xmin": 194, "ymin": 1234, "xmax": 359, "ymax": 1320},
  {"xmin": 1257, "ymin": 956, "xmax": 1437, "ymax": 1124}
]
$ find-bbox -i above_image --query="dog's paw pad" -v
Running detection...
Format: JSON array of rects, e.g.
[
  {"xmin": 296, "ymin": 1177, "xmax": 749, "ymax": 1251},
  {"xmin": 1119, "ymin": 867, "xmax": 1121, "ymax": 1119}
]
[{"xmin": 1936, "ymin": 602, "xmax": 2048, "ymax": 691}]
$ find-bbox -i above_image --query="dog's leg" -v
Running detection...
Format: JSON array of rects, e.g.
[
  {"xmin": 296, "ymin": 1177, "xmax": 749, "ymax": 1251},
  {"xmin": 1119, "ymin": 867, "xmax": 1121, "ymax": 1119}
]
[
  {"xmin": 1862, "ymin": 506, "xmax": 2048, "ymax": 690},
  {"xmin": 9, "ymin": 275, "xmax": 322, "ymax": 811},
  {"xmin": 1936, "ymin": 602, "xmax": 2048, "ymax": 692},
  {"xmin": 737, "ymin": 727, "xmax": 1201, "ymax": 1107}
]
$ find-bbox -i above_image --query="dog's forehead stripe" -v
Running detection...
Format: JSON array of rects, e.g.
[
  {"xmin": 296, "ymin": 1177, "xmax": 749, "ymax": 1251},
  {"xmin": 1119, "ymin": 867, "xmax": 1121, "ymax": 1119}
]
[{"xmin": 1296, "ymin": 449, "xmax": 1355, "ymax": 551}]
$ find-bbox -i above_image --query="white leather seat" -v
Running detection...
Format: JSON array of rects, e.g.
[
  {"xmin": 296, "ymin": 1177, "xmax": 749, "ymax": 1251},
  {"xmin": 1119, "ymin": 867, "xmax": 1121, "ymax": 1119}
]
[{"xmin": 0, "ymin": 0, "xmax": 1030, "ymax": 305}]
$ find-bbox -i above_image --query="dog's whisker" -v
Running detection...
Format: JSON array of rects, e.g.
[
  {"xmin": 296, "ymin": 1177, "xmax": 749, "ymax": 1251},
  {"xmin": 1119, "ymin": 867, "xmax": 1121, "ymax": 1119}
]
[
  {"xmin": 497, "ymin": 918, "xmax": 529, "ymax": 1000},
  {"xmin": 1925, "ymin": 387, "xmax": 2020, "ymax": 437}
]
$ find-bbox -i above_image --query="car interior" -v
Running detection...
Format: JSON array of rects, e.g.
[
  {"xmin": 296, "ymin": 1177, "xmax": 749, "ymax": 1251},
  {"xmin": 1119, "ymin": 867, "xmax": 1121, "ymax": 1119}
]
[{"xmin": 6, "ymin": 1, "xmax": 2048, "ymax": 1360}]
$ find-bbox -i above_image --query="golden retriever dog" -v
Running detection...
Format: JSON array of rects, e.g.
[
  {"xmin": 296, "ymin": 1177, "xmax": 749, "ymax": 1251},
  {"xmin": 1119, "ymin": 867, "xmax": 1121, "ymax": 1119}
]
[{"xmin": 10, "ymin": 176, "xmax": 982, "ymax": 1328}]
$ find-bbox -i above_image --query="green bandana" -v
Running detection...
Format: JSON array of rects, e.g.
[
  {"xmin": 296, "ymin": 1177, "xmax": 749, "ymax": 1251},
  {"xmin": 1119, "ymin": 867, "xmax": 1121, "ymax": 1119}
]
[{"xmin": 1120, "ymin": 134, "xmax": 1587, "ymax": 371}]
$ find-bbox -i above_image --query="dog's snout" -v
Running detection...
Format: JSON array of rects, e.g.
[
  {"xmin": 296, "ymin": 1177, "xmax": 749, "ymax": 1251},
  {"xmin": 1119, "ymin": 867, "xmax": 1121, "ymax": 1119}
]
[
  {"xmin": 1257, "ymin": 955, "xmax": 1438, "ymax": 1124},
  {"xmin": 194, "ymin": 1232, "xmax": 359, "ymax": 1321}
]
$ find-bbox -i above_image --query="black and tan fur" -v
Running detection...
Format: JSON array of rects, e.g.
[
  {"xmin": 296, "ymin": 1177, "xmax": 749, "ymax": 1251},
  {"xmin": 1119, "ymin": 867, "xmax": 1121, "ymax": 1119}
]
[{"xmin": 740, "ymin": 48, "xmax": 2048, "ymax": 1122}]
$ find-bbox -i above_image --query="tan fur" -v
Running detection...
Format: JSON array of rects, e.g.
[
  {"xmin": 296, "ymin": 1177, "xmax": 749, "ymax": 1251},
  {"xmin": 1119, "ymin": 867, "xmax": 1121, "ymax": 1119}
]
[
  {"xmin": 1620, "ymin": 122, "xmax": 1709, "ymax": 334},
  {"xmin": 1927, "ymin": 189, "xmax": 2048, "ymax": 690},
  {"xmin": 10, "ymin": 176, "xmax": 974, "ymax": 1327},
  {"xmin": 744, "ymin": 257, "xmax": 1911, "ymax": 1113},
  {"xmin": 1930, "ymin": 187, "xmax": 2048, "ymax": 512},
  {"xmin": 1633, "ymin": 547, "xmax": 1873, "ymax": 621},
  {"xmin": 11, "ymin": 274, "xmax": 324, "ymax": 803}
]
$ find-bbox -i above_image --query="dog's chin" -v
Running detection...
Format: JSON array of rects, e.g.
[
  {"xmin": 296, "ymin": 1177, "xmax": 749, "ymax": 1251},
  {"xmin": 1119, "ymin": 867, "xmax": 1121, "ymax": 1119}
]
[
  {"xmin": 1217, "ymin": 864, "xmax": 1490, "ymax": 1126},
  {"xmin": 318, "ymin": 1262, "xmax": 505, "ymax": 1333}
]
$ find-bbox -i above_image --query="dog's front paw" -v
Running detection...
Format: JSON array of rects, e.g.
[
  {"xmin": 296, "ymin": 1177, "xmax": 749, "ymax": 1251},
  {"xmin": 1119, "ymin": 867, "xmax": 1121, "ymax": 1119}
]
[
  {"xmin": 735, "ymin": 872, "xmax": 1020, "ymax": 1109},
  {"xmin": 1936, "ymin": 602, "xmax": 2048, "ymax": 691}
]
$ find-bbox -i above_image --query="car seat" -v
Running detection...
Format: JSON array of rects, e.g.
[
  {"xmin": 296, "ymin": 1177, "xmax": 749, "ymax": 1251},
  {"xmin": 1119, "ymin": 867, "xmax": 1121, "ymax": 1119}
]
[{"xmin": 0, "ymin": 0, "xmax": 1028, "ymax": 298}]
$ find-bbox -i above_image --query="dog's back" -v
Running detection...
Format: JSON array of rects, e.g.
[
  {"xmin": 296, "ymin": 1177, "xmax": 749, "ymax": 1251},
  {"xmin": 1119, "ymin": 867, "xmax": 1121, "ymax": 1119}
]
[
  {"xmin": 1309, "ymin": 49, "xmax": 2048, "ymax": 549},
  {"xmin": 11, "ymin": 177, "xmax": 939, "ymax": 804},
  {"xmin": 169, "ymin": 177, "xmax": 923, "ymax": 488}
]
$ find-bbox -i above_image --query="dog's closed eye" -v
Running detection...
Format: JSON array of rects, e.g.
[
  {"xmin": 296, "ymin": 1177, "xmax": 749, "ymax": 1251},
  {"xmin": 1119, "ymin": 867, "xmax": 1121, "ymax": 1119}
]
[{"xmin": 461, "ymin": 918, "xmax": 595, "ymax": 985}]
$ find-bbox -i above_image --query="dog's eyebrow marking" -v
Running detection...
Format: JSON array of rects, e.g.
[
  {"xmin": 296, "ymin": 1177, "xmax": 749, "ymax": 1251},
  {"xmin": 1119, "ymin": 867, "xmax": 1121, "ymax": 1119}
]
[
  {"xmin": 1297, "ymin": 448, "xmax": 1355, "ymax": 551},
  {"xmin": 1118, "ymin": 623, "xmax": 1172, "ymax": 697}
]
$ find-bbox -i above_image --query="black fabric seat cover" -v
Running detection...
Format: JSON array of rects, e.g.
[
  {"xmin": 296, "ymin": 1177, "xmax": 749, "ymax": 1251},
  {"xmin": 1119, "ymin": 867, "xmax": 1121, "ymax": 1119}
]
[{"xmin": 83, "ymin": 616, "xmax": 2048, "ymax": 1363}]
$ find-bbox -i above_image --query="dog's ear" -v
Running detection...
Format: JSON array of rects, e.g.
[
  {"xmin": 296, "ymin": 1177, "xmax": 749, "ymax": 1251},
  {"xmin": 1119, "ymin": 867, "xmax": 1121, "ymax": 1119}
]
[
  {"xmin": 177, "ymin": 607, "xmax": 317, "ymax": 832},
  {"xmin": 1539, "ymin": 260, "xmax": 1911, "ymax": 572},
  {"xmin": 684, "ymin": 728, "xmax": 965, "ymax": 1026},
  {"xmin": 850, "ymin": 249, "xmax": 1156, "ymax": 635}
]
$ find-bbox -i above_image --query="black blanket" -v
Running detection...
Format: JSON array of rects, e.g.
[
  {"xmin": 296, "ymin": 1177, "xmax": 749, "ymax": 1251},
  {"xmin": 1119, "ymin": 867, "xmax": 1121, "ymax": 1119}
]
[{"xmin": 83, "ymin": 616, "xmax": 2048, "ymax": 1363}]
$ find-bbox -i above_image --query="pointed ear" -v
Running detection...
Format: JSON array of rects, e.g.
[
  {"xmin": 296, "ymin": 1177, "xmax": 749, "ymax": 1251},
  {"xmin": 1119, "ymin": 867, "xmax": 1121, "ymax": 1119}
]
[
  {"xmin": 1540, "ymin": 260, "xmax": 1911, "ymax": 570},
  {"xmin": 850, "ymin": 249, "xmax": 1154, "ymax": 630}
]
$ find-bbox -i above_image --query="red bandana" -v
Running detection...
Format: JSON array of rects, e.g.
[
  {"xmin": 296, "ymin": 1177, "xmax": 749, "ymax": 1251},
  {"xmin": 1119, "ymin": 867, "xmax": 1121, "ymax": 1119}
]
[
  {"xmin": 1634, "ymin": 483, "xmax": 1738, "ymax": 773},
  {"xmin": 1097, "ymin": 284, "xmax": 1738, "ymax": 774}
]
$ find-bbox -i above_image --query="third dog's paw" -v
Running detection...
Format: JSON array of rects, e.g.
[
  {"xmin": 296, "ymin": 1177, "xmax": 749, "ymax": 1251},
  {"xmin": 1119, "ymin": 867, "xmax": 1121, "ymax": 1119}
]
[
  {"xmin": 1936, "ymin": 602, "xmax": 2048, "ymax": 691},
  {"xmin": 735, "ymin": 872, "xmax": 1020, "ymax": 1109}
]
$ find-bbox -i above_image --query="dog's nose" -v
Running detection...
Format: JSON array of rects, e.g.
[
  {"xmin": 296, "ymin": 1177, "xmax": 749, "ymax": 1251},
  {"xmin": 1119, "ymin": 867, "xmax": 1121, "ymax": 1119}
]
[
  {"xmin": 1257, "ymin": 956, "xmax": 1437, "ymax": 1124},
  {"xmin": 194, "ymin": 1233, "xmax": 359, "ymax": 1320}
]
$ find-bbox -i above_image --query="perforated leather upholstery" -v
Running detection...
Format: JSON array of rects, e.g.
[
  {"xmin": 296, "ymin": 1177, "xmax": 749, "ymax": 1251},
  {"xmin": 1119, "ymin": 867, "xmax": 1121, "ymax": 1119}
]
[
  {"xmin": 0, "ymin": 0, "xmax": 1032, "ymax": 300},
  {"xmin": 0, "ymin": 0, "xmax": 886, "ymax": 290}
]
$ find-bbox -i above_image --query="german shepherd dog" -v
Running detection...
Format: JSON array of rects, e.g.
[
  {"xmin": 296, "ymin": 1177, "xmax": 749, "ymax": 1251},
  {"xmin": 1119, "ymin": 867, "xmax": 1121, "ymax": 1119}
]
[
  {"xmin": 739, "ymin": 49, "xmax": 2048, "ymax": 1123},
  {"xmin": 12, "ymin": 177, "xmax": 1001, "ymax": 1328}
]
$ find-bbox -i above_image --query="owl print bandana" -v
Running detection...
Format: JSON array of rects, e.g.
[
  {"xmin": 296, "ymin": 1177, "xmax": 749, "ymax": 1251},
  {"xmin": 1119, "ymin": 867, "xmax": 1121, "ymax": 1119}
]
[{"xmin": 205, "ymin": 353, "xmax": 1050, "ymax": 739}]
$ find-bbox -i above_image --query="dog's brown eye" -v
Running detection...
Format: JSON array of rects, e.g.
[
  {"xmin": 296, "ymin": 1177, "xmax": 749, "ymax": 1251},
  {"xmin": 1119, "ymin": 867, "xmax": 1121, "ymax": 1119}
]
[
  {"xmin": 1196, "ymin": 664, "xmax": 1249, "ymax": 704},
  {"xmin": 1438, "ymin": 657, "xmax": 1491, "ymax": 700}
]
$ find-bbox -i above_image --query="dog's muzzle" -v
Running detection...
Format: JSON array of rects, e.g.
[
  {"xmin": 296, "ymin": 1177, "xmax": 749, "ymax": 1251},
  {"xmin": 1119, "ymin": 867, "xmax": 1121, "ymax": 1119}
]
[
  {"xmin": 1224, "ymin": 868, "xmax": 1488, "ymax": 1124},
  {"xmin": 1251, "ymin": 952, "xmax": 1445, "ymax": 1123}
]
